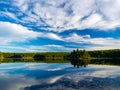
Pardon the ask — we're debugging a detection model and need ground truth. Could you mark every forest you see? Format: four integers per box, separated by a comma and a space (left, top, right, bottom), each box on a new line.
0, 49, 120, 63
88, 49, 120, 59
0, 52, 70, 63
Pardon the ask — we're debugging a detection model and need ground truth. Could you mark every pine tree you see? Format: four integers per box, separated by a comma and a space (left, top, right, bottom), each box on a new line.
70, 49, 91, 67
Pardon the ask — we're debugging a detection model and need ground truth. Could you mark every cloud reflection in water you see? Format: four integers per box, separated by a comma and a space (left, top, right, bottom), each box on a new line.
0, 63, 120, 90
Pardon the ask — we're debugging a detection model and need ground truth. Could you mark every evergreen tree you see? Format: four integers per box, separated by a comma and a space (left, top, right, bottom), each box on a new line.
70, 49, 91, 67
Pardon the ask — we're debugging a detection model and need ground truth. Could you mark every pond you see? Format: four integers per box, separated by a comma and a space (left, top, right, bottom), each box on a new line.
0, 61, 120, 90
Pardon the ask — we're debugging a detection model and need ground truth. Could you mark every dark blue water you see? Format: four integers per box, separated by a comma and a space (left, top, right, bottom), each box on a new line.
0, 63, 120, 90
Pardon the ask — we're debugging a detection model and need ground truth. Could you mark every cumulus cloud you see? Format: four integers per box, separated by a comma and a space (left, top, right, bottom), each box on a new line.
1, 0, 120, 51
0, 21, 119, 51
0, 22, 63, 44
1, 0, 119, 32
64, 33, 120, 50
43, 33, 62, 41
0, 22, 40, 43
64, 33, 120, 45
25, 32, 120, 51
0, 21, 64, 52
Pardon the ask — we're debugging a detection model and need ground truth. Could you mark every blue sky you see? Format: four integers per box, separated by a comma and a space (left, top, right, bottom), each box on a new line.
0, 0, 120, 52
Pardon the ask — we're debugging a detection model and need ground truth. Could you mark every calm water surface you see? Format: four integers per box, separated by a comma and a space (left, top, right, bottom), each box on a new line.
0, 63, 120, 90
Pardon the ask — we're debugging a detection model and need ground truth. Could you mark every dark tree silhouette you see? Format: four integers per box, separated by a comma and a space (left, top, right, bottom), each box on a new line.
70, 49, 91, 67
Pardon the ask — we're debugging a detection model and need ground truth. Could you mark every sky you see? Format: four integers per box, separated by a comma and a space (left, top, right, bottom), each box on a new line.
0, 0, 120, 52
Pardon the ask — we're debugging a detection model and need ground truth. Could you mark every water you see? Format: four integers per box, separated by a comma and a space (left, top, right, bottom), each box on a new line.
0, 62, 120, 90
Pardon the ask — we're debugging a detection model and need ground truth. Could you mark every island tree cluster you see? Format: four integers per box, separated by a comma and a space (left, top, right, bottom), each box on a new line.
70, 49, 91, 67
70, 49, 91, 60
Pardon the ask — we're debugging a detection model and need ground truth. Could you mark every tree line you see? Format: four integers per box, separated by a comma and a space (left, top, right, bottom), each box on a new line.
0, 49, 120, 63
0, 52, 70, 63
88, 49, 120, 59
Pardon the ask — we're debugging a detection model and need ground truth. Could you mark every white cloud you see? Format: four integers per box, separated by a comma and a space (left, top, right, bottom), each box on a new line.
0, 43, 76, 52
0, 45, 24, 52
85, 45, 120, 51
3, 0, 118, 32
0, 21, 66, 52
0, 11, 20, 21
43, 33, 62, 41
0, 21, 119, 51
26, 44, 73, 52
0, 44, 74, 52
63, 33, 120, 50
0, 22, 40, 43
0, 22, 63, 44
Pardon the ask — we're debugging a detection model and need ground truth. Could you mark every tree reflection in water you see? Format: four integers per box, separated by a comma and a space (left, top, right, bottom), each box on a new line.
70, 59, 91, 68
70, 59, 120, 68
0, 58, 120, 67
91, 59, 120, 66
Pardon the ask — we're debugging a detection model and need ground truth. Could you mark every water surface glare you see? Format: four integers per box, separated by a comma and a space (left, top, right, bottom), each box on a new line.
0, 63, 120, 90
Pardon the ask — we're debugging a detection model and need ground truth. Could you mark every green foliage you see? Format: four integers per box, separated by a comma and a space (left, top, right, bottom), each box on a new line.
1, 52, 70, 63
1, 49, 120, 64
70, 49, 91, 67
0, 52, 4, 63
88, 49, 120, 59
70, 49, 91, 59
33, 54, 45, 60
